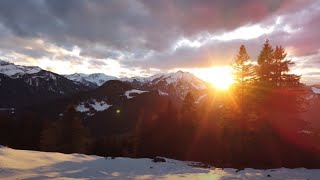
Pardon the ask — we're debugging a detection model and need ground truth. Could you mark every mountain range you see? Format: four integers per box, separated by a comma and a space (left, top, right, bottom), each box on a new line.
0, 60, 209, 109
1, 60, 319, 133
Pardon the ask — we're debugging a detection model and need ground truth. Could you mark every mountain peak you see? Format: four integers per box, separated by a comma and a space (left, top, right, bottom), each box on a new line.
155, 70, 206, 89
176, 70, 186, 74
64, 73, 117, 87
0, 59, 12, 66
0, 60, 42, 77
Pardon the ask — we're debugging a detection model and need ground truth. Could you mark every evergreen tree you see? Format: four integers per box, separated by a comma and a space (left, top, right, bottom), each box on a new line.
134, 100, 180, 158
40, 120, 58, 152
181, 92, 196, 114
273, 45, 300, 87
257, 40, 301, 88
232, 45, 256, 111
254, 40, 309, 166
59, 106, 88, 153
231, 45, 257, 165
39, 106, 88, 153
257, 40, 275, 87
180, 92, 197, 135
256, 40, 304, 119
150, 100, 179, 158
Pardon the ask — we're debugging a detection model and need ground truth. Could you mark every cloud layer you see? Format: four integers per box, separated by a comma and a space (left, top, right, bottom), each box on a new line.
0, 0, 318, 83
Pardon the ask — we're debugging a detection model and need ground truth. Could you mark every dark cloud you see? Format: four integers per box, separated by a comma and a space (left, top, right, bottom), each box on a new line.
0, 0, 306, 51
52, 54, 84, 66
140, 0, 286, 35
87, 59, 108, 68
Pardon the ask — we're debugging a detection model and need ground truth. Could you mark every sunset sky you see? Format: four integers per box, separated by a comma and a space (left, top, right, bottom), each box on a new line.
0, 0, 319, 84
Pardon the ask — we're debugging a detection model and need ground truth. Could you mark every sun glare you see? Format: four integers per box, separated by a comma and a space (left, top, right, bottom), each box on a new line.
192, 66, 234, 90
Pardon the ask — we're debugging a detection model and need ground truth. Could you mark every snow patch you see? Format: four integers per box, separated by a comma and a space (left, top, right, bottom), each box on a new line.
195, 94, 207, 104
125, 89, 148, 99
90, 100, 112, 111
75, 99, 112, 114
191, 82, 207, 90
158, 90, 169, 96
298, 130, 313, 135
306, 94, 315, 100
311, 87, 320, 94
75, 103, 90, 112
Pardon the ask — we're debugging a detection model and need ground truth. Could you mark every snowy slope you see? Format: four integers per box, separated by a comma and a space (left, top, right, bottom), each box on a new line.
0, 61, 90, 108
0, 147, 320, 180
65, 73, 117, 87
0, 60, 41, 78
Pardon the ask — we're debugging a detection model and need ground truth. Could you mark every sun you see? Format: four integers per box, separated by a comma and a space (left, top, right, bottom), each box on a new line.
192, 66, 234, 90
208, 67, 234, 90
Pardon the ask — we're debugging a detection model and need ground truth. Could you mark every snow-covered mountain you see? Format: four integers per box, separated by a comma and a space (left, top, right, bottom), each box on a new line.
0, 60, 90, 108
123, 71, 209, 103
1, 146, 319, 180
0, 60, 41, 78
0, 60, 210, 108
65, 73, 117, 88
123, 71, 207, 90
65, 71, 210, 105
148, 71, 207, 89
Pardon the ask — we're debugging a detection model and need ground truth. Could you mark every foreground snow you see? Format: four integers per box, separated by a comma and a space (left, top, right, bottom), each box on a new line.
0, 147, 319, 180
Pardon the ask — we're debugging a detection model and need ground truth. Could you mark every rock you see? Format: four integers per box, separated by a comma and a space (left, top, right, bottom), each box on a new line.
152, 157, 166, 163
